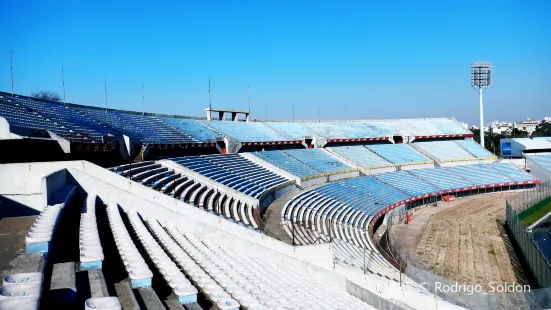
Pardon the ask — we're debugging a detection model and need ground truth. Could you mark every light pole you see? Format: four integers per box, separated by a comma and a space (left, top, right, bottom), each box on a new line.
471, 62, 492, 147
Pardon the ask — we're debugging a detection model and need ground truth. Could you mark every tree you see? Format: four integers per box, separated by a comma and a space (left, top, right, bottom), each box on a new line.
511, 128, 529, 138
531, 121, 551, 137
471, 129, 504, 154
31, 91, 61, 102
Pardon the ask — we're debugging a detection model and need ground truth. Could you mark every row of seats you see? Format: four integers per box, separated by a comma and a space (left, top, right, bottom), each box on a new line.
489, 163, 538, 182
284, 163, 534, 230
282, 163, 537, 280
170, 155, 289, 199
108, 160, 155, 174
252, 149, 353, 179
446, 164, 515, 185
0, 95, 91, 141
456, 139, 496, 159
1, 186, 79, 309
281, 187, 402, 280
408, 167, 471, 190
75, 107, 199, 144
112, 162, 261, 229
374, 171, 440, 196
26, 186, 77, 253
0, 91, 474, 144
106, 201, 153, 288
126, 212, 199, 304
327, 145, 392, 168
161, 224, 374, 309
414, 141, 475, 162
0, 272, 43, 309
11, 96, 118, 142
0, 92, 211, 144
282, 149, 351, 173
526, 153, 551, 171
161, 117, 222, 142
265, 119, 470, 140
79, 194, 104, 270
252, 151, 321, 178
366, 144, 432, 165
201, 120, 288, 142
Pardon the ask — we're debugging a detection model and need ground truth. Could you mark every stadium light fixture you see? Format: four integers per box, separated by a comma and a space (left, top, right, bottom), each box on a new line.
471, 62, 492, 147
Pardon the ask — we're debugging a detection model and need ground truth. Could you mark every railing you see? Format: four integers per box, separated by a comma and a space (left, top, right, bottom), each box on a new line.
385, 191, 551, 310
505, 180, 551, 288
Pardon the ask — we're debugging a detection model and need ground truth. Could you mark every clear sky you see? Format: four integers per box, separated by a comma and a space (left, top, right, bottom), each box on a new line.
2, 0, 550, 126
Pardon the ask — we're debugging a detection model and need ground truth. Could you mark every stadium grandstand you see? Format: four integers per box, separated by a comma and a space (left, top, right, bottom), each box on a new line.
1, 90, 548, 310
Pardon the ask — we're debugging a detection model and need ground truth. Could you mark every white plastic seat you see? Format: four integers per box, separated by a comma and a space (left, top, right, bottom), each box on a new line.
0, 284, 41, 299
0, 297, 39, 310
1, 273, 43, 286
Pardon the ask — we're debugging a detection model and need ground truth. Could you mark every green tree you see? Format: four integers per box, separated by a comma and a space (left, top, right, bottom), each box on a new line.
471, 129, 501, 154
531, 121, 551, 137
511, 128, 529, 138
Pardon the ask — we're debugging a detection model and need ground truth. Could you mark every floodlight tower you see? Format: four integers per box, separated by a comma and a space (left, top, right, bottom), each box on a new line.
471, 62, 492, 147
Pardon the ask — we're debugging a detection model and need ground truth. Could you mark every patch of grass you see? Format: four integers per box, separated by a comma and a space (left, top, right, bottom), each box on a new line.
518, 196, 551, 226
488, 249, 495, 255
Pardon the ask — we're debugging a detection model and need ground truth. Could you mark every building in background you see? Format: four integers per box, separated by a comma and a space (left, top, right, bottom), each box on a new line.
500, 137, 551, 158
513, 118, 540, 135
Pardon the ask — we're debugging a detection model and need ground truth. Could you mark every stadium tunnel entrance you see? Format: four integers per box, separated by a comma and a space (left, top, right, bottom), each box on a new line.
392, 136, 404, 144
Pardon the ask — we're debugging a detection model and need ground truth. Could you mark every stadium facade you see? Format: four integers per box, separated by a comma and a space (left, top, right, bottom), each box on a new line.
0, 91, 547, 310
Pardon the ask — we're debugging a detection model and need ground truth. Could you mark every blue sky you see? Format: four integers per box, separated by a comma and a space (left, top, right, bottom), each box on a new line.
1, 0, 550, 126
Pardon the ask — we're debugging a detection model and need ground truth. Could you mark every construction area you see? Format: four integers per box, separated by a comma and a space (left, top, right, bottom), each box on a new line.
390, 192, 529, 291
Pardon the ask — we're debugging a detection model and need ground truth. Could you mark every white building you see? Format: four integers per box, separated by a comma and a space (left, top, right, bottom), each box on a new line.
487, 120, 513, 134
544, 117, 551, 122
514, 118, 540, 135
500, 137, 551, 157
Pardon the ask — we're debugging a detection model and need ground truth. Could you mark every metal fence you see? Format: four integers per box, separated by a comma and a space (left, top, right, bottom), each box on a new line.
505, 180, 551, 288
386, 196, 551, 310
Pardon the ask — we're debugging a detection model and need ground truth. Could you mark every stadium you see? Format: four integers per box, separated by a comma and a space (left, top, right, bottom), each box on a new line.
2, 2, 551, 310
1, 88, 550, 310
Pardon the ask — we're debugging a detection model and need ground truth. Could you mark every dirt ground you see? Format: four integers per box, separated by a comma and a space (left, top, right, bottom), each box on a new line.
391, 192, 528, 288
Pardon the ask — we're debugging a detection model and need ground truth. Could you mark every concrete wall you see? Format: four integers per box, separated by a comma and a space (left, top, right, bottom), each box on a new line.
0, 161, 87, 211
399, 162, 434, 171
0, 117, 23, 139
301, 175, 330, 187
328, 170, 360, 181
346, 280, 409, 310
361, 166, 397, 175
258, 181, 297, 213
41, 169, 67, 207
